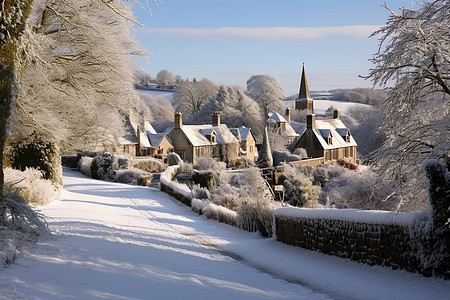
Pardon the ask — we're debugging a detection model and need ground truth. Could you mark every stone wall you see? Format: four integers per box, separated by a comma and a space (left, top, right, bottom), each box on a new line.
274, 213, 414, 270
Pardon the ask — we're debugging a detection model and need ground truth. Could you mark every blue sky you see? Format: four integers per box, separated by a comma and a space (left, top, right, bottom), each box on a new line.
132, 0, 415, 95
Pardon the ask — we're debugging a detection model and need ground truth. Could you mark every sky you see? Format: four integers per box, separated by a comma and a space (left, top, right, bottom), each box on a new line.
131, 0, 416, 96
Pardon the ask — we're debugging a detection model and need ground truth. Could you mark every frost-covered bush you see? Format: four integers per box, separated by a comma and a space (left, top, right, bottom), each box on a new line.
114, 169, 150, 184
196, 157, 230, 186
61, 154, 80, 168
237, 196, 279, 237
0, 185, 49, 235
90, 153, 114, 180
9, 134, 62, 186
133, 157, 166, 173
79, 156, 93, 177
272, 151, 303, 167
312, 164, 349, 188
167, 152, 182, 166
3, 168, 60, 206
280, 164, 320, 207
321, 167, 397, 210
210, 167, 279, 236
293, 148, 308, 158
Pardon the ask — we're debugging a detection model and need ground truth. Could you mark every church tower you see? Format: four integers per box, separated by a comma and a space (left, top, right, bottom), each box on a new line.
295, 64, 314, 114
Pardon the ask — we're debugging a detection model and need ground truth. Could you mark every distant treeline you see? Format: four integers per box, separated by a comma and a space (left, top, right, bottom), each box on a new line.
289, 88, 387, 106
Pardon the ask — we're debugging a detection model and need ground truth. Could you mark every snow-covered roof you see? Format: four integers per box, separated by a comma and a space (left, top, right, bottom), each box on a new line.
144, 121, 157, 134
199, 128, 216, 136
147, 132, 169, 147
290, 122, 306, 135
230, 126, 252, 142
267, 112, 287, 123
335, 127, 349, 137
311, 119, 357, 150
139, 132, 151, 148
179, 124, 239, 147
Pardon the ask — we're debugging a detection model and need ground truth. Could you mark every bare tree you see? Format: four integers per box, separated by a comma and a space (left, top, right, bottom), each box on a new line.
367, 0, 449, 211
174, 78, 218, 117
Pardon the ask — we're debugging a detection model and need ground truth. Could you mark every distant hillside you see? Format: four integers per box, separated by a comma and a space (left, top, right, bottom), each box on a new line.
288, 88, 387, 106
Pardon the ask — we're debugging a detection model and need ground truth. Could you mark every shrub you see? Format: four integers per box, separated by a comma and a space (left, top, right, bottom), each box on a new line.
9, 134, 62, 186
283, 176, 320, 208
192, 170, 216, 190
321, 167, 398, 210
79, 156, 93, 177
133, 157, 166, 173
272, 151, 303, 167
114, 169, 150, 184
61, 154, 80, 168
0, 185, 49, 235
3, 168, 60, 206
167, 152, 182, 166
90, 153, 114, 180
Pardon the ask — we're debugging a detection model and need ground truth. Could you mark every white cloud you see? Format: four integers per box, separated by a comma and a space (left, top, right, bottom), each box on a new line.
142, 25, 381, 40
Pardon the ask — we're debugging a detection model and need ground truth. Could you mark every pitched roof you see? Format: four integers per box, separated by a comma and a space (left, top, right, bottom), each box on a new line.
266, 112, 299, 138
147, 132, 169, 147
144, 121, 157, 134
230, 126, 252, 142
310, 119, 357, 150
267, 112, 287, 123
290, 121, 306, 135
178, 124, 239, 147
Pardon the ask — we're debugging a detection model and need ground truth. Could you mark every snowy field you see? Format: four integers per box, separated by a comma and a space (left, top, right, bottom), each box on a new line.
137, 89, 175, 102
1, 168, 448, 299
284, 99, 372, 116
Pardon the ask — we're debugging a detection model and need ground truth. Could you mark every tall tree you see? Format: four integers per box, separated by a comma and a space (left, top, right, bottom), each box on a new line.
256, 127, 273, 169
174, 78, 217, 117
156, 69, 175, 85
367, 0, 449, 211
0, 0, 34, 196
246, 74, 286, 115
15, 0, 148, 151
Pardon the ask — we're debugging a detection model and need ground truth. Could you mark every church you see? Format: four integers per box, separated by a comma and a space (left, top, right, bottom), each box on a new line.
293, 65, 358, 165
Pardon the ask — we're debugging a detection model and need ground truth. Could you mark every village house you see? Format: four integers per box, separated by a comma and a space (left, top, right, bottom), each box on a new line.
167, 112, 240, 166
230, 126, 258, 162
294, 110, 357, 164
265, 107, 301, 145
137, 122, 173, 157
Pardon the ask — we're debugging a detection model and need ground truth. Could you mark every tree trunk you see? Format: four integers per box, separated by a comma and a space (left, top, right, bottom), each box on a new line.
0, 0, 34, 197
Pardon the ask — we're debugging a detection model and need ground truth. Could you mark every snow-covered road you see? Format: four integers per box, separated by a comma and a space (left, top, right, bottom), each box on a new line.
0, 168, 448, 299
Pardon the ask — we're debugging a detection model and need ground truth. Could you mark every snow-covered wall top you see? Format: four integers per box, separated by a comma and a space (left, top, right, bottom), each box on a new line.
274, 207, 421, 227
160, 165, 192, 198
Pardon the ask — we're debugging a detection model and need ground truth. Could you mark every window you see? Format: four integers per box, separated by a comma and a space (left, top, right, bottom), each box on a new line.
176, 149, 185, 159
325, 151, 331, 161
333, 149, 338, 160
350, 147, 354, 157
250, 146, 253, 153
328, 136, 333, 145
344, 147, 349, 157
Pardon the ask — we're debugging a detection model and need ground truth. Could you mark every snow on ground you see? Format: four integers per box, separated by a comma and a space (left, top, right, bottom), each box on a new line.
284, 99, 372, 116
1, 168, 449, 300
137, 89, 175, 103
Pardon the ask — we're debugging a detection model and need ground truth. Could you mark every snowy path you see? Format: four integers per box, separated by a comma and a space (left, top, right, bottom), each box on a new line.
1, 169, 449, 299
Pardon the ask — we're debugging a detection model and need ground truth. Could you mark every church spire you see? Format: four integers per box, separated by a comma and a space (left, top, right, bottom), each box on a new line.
298, 63, 310, 100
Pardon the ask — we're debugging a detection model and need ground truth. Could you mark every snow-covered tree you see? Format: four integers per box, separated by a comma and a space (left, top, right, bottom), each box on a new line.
174, 78, 218, 116
256, 127, 273, 169
246, 74, 286, 114
367, 0, 449, 211
14, 0, 147, 152
138, 92, 173, 132
1, 0, 34, 196
156, 69, 175, 85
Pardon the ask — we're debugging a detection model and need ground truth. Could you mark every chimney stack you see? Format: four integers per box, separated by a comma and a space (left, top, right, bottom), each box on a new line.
307, 114, 316, 130
175, 111, 182, 129
212, 112, 220, 126
285, 108, 291, 123
333, 109, 340, 119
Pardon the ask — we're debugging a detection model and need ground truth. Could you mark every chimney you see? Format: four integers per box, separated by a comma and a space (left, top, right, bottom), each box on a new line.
307, 114, 316, 130
175, 111, 182, 129
285, 108, 291, 123
264, 105, 269, 121
333, 109, 340, 119
212, 112, 220, 126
